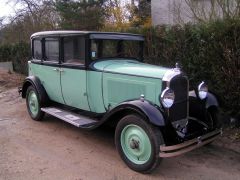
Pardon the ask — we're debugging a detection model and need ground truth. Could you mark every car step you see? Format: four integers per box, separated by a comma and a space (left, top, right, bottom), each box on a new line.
41, 107, 97, 128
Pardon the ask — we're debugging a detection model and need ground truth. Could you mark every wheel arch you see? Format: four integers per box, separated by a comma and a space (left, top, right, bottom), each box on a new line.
102, 100, 166, 128
22, 76, 49, 105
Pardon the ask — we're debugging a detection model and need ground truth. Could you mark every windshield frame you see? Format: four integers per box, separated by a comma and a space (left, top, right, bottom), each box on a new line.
87, 33, 144, 63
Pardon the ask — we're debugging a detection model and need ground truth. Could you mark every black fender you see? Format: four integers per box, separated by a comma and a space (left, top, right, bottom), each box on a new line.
206, 92, 219, 109
21, 76, 49, 105
102, 99, 166, 127
189, 91, 219, 109
189, 91, 219, 120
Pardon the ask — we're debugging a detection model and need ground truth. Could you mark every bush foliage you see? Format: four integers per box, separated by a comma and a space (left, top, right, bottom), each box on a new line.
0, 19, 239, 117
0, 42, 30, 75
135, 19, 239, 117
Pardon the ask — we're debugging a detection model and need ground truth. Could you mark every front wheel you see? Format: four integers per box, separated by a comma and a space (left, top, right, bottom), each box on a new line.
26, 86, 44, 121
115, 114, 164, 173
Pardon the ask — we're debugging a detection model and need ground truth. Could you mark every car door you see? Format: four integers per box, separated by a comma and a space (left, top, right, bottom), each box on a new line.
60, 36, 90, 111
31, 37, 64, 104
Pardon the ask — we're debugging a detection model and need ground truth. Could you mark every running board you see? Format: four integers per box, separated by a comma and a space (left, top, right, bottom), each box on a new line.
41, 107, 97, 128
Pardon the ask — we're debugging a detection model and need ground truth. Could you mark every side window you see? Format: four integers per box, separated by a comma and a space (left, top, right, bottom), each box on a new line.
45, 38, 59, 61
63, 36, 85, 65
33, 39, 42, 60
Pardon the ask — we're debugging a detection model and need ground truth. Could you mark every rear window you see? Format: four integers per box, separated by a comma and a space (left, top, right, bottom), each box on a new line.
33, 39, 42, 60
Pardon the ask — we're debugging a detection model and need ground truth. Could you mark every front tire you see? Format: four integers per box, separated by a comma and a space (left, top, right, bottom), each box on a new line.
26, 86, 44, 121
115, 114, 164, 173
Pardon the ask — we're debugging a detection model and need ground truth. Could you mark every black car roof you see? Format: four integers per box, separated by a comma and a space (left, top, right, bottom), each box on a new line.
31, 31, 144, 41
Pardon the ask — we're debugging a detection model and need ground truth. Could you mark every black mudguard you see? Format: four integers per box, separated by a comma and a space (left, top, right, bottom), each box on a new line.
102, 99, 166, 127
21, 76, 49, 105
189, 91, 219, 120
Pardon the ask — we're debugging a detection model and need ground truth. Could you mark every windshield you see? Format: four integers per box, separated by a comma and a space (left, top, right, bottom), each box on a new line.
90, 39, 143, 61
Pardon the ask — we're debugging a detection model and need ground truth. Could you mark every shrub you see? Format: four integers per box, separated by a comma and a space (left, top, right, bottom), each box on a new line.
0, 42, 30, 75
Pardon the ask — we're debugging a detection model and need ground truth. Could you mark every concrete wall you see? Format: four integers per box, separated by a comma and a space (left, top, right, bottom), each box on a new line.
152, 0, 191, 25
151, 0, 225, 25
0, 62, 13, 72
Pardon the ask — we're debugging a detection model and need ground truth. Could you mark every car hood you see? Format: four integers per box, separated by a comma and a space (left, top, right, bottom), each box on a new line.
92, 59, 170, 79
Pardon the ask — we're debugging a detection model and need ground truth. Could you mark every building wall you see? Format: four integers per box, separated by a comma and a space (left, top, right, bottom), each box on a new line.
151, 0, 226, 25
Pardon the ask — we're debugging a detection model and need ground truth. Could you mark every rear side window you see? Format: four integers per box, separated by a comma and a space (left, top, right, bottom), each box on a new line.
45, 38, 59, 61
33, 39, 42, 60
63, 36, 85, 65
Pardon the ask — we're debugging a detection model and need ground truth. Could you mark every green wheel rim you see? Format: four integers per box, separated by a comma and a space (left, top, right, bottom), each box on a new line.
120, 124, 152, 165
28, 90, 39, 117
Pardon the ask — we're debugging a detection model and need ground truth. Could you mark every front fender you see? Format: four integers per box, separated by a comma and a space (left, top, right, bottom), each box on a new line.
189, 91, 219, 109
189, 91, 219, 120
103, 99, 166, 126
206, 92, 219, 109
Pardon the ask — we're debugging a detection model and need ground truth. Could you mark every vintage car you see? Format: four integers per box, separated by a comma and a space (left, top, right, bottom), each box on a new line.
19, 31, 221, 173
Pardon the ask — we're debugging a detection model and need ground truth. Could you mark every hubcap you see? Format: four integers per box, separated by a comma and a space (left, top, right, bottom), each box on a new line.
120, 124, 152, 165
28, 90, 39, 117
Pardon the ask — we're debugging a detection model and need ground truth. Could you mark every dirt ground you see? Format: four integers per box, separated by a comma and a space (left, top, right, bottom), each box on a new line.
0, 70, 240, 180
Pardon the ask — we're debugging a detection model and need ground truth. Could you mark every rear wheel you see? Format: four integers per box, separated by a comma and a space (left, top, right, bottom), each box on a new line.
115, 114, 164, 173
26, 86, 44, 121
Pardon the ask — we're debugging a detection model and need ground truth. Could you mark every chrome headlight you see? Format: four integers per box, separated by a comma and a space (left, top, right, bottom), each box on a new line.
198, 81, 208, 99
160, 88, 175, 108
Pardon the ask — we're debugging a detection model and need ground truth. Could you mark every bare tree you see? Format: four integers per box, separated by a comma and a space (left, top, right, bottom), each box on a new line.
1, 0, 59, 43
185, 0, 240, 23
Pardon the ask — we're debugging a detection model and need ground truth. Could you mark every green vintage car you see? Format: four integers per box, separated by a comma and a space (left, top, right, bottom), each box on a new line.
20, 31, 221, 173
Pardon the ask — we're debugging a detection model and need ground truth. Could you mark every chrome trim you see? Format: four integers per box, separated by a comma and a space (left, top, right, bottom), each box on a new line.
159, 129, 221, 158
162, 69, 181, 82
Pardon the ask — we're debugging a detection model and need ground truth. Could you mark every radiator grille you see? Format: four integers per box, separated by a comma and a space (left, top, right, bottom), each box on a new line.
168, 75, 188, 121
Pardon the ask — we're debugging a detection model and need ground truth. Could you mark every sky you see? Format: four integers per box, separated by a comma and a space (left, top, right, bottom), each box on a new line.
0, 0, 16, 17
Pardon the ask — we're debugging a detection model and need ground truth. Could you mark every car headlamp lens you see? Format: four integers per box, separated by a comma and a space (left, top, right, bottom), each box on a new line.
198, 81, 208, 99
161, 88, 175, 108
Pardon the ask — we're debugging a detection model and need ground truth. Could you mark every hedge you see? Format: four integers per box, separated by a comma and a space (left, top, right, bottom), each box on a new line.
0, 42, 30, 75
0, 19, 239, 117
131, 20, 240, 118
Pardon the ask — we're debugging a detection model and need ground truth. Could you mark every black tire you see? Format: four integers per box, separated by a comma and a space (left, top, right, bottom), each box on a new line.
26, 85, 44, 121
115, 114, 164, 173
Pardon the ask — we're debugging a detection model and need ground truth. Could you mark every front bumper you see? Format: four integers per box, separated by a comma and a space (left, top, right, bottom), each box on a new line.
159, 129, 222, 158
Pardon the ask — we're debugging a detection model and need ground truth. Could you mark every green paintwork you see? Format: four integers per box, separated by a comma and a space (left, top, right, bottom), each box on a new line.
28, 90, 39, 117
93, 59, 169, 79
61, 67, 90, 111
29, 62, 65, 104
87, 71, 106, 113
93, 60, 168, 111
29, 59, 170, 114
120, 124, 152, 164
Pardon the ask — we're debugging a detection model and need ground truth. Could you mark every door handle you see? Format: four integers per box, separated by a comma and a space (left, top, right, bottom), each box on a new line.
53, 68, 59, 71
59, 69, 64, 72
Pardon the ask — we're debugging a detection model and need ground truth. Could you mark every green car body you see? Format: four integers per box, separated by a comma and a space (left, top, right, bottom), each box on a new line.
29, 59, 167, 113
20, 31, 222, 173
